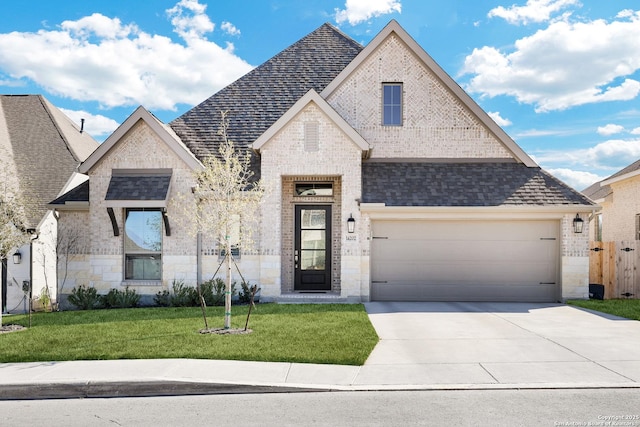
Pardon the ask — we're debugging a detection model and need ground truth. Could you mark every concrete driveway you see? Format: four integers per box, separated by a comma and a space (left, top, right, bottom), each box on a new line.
361, 301, 640, 387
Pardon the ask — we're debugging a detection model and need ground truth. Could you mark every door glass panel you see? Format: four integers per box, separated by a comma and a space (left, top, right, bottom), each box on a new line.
301, 251, 325, 270
301, 230, 325, 250
301, 209, 326, 229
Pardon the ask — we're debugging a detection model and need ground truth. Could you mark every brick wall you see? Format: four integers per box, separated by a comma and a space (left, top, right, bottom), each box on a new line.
326, 34, 513, 160
259, 101, 363, 297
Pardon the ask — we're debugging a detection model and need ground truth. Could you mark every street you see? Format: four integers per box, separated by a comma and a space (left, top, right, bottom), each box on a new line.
2, 388, 639, 426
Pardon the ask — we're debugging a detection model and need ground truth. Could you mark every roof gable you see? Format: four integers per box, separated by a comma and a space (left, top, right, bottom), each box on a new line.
583, 158, 640, 201
0, 95, 99, 227
321, 20, 536, 166
169, 23, 363, 162
79, 106, 202, 174
253, 89, 371, 156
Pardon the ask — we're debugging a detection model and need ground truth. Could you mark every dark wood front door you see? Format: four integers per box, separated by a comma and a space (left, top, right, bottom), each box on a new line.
294, 205, 331, 291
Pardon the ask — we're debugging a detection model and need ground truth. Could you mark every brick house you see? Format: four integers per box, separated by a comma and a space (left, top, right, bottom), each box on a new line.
51, 21, 595, 304
1, 95, 98, 313
583, 159, 640, 242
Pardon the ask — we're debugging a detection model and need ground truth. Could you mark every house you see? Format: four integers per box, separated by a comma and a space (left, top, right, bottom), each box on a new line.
1, 94, 98, 313
51, 20, 596, 305
583, 159, 640, 242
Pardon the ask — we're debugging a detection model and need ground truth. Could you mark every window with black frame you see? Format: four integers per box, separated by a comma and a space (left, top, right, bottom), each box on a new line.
124, 208, 162, 280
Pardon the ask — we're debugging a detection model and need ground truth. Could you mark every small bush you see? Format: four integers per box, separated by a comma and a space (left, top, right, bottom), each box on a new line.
238, 281, 260, 305
170, 280, 198, 307
68, 285, 101, 310
201, 277, 236, 306
154, 290, 171, 307
102, 287, 140, 309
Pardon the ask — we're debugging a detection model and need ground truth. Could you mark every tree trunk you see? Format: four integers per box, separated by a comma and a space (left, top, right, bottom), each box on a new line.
224, 237, 232, 329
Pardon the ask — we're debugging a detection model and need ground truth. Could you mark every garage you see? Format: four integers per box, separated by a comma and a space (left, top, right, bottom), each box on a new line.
371, 219, 560, 302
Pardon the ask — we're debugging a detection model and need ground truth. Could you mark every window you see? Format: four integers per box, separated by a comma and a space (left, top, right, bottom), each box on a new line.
636, 214, 640, 241
295, 183, 333, 196
595, 213, 602, 242
124, 209, 162, 280
382, 83, 403, 126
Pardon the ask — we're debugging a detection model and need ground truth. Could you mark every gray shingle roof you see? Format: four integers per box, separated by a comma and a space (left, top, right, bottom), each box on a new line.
169, 23, 363, 176
49, 180, 89, 205
362, 162, 595, 206
105, 175, 171, 201
0, 95, 98, 227
582, 158, 640, 201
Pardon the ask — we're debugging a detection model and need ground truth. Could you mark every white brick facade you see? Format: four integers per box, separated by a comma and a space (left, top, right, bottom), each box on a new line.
601, 177, 640, 241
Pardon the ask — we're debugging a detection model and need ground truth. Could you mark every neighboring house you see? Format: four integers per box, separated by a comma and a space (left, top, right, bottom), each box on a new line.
583, 159, 640, 242
51, 21, 595, 304
1, 94, 98, 313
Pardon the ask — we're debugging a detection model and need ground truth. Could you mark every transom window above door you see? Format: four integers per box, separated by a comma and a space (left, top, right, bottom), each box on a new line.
295, 183, 333, 197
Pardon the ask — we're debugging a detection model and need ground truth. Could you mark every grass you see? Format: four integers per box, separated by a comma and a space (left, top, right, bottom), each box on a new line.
0, 304, 379, 365
567, 299, 640, 321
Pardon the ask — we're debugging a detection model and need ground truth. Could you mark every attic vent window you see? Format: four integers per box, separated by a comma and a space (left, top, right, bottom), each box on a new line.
382, 83, 403, 126
304, 121, 319, 152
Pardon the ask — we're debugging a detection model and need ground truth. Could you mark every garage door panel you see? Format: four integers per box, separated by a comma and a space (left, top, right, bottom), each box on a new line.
371, 220, 559, 302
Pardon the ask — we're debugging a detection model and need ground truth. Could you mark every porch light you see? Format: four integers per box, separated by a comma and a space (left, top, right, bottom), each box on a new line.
572, 214, 584, 234
13, 250, 22, 264
347, 214, 356, 233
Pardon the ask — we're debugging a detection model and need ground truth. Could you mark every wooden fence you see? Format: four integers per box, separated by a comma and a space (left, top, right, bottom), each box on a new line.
589, 241, 640, 299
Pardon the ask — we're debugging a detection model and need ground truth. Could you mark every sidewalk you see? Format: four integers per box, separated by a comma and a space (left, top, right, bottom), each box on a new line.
2, 302, 640, 399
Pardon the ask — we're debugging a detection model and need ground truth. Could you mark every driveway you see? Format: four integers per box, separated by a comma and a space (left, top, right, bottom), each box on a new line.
360, 301, 640, 387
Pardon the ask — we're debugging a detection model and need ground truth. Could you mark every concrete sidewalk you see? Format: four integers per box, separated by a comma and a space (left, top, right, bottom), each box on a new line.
1, 302, 640, 399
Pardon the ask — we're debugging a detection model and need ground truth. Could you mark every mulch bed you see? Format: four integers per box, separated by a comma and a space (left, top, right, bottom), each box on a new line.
199, 328, 253, 335
0, 324, 26, 334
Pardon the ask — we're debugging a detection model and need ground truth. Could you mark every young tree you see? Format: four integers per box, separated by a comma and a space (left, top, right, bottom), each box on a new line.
0, 191, 30, 326
187, 111, 266, 330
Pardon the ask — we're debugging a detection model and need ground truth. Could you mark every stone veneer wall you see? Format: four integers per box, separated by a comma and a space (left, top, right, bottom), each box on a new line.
326, 34, 513, 160
258, 102, 363, 299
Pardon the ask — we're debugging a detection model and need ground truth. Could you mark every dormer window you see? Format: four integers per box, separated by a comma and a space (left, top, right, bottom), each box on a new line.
382, 83, 403, 126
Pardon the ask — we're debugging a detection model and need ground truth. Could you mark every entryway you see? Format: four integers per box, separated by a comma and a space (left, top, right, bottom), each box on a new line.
294, 205, 331, 291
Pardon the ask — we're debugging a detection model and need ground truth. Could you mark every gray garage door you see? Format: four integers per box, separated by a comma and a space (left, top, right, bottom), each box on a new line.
371, 220, 560, 302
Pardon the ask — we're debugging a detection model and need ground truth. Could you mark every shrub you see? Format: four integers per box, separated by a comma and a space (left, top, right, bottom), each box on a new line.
154, 289, 171, 307
201, 277, 236, 306
169, 280, 198, 307
238, 281, 260, 305
68, 285, 101, 310
102, 287, 140, 309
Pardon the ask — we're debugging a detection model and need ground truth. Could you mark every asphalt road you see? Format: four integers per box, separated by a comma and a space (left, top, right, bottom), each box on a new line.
2, 388, 639, 426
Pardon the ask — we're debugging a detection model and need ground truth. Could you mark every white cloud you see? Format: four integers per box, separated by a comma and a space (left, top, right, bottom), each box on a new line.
534, 138, 640, 171
488, 0, 580, 25
545, 168, 604, 190
221, 21, 240, 36
462, 10, 640, 112
0, 0, 253, 111
487, 111, 512, 126
631, 127, 640, 135
335, 0, 401, 26
596, 124, 625, 136
59, 108, 120, 140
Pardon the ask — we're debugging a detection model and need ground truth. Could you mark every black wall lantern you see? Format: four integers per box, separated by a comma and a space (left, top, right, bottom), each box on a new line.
572, 214, 584, 234
347, 214, 355, 233
13, 250, 22, 264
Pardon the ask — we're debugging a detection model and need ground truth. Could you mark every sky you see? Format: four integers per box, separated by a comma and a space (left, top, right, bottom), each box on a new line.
1, 0, 639, 191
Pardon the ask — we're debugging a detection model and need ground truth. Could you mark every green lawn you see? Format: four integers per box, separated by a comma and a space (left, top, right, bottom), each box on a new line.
0, 304, 379, 365
567, 299, 640, 321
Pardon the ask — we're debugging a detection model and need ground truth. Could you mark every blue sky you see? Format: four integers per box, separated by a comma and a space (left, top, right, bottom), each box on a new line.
1, 0, 639, 190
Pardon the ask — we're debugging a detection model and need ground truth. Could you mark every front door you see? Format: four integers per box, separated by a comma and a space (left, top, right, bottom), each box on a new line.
2, 258, 7, 312
294, 205, 331, 291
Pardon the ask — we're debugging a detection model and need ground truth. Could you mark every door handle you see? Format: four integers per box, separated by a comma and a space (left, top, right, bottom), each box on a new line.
294, 250, 298, 268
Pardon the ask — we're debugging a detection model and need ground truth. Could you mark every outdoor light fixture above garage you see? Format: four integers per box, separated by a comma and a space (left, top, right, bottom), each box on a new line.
13, 250, 21, 264
573, 214, 584, 234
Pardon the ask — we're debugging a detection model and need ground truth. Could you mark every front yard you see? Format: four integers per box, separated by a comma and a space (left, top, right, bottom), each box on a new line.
567, 299, 640, 321
0, 304, 379, 365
